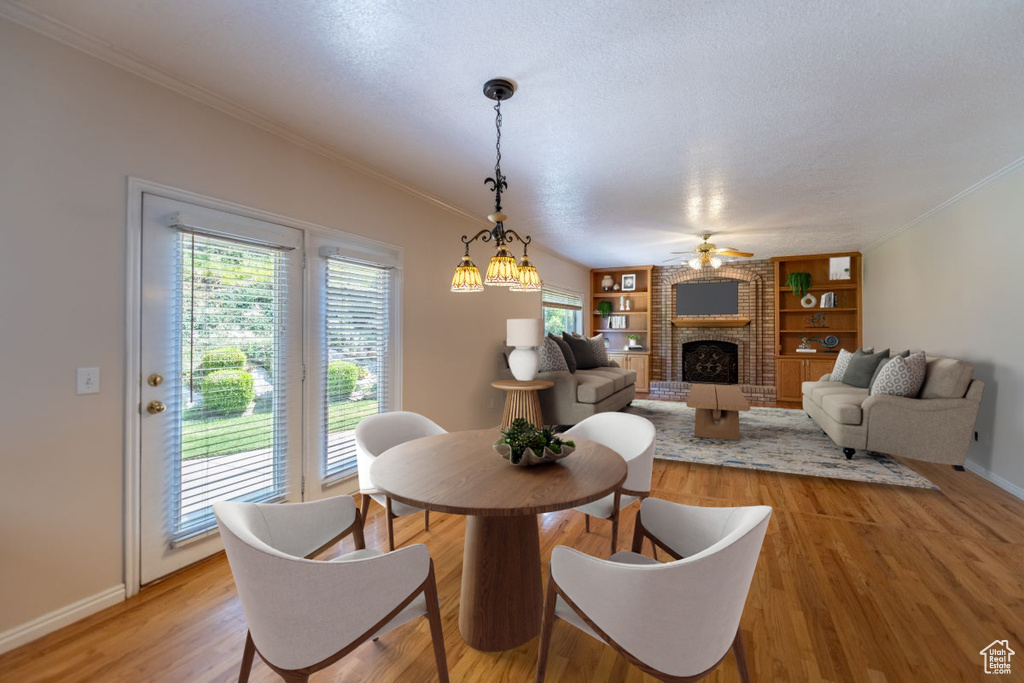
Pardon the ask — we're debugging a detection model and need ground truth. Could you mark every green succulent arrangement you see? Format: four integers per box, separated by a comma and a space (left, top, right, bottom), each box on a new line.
597, 300, 614, 318
497, 418, 575, 465
786, 272, 813, 298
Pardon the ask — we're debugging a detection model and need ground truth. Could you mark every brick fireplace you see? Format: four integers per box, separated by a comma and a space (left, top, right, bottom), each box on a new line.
648, 261, 777, 405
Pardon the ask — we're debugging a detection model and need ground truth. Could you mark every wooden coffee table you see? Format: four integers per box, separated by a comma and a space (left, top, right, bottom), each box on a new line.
371, 429, 626, 652
687, 383, 750, 440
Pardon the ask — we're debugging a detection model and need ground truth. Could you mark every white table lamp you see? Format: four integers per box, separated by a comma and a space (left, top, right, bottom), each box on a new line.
507, 318, 544, 381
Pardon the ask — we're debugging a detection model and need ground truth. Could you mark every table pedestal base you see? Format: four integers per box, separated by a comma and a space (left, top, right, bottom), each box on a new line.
459, 515, 542, 651
501, 390, 544, 430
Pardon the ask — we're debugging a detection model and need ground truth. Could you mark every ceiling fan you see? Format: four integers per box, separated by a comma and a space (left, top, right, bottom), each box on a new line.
665, 233, 754, 269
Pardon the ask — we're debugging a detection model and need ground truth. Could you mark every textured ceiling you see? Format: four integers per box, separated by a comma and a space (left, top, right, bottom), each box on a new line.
11, 0, 1024, 266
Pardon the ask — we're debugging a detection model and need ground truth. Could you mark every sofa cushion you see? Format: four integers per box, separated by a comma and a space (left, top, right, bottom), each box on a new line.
807, 383, 865, 406
563, 333, 600, 370
869, 350, 910, 390
538, 336, 569, 372
821, 388, 869, 425
919, 357, 974, 399
548, 333, 576, 373
802, 380, 833, 399
841, 348, 890, 388
588, 334, 611, 367
871, 351, 926, 397
830, 347, 873, 382
575, 371, 617, 404
584, 367, 635, 392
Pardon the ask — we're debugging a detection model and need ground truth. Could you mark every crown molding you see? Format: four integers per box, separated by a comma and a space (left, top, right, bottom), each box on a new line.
864, 154, 1024, 253
0, 0, 489, 229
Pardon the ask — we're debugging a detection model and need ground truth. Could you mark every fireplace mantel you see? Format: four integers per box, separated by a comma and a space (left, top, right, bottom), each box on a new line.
671, 317, 750, 328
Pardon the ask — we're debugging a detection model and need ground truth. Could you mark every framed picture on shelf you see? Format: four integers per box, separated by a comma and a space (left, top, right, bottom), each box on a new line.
620, 274, 636, 291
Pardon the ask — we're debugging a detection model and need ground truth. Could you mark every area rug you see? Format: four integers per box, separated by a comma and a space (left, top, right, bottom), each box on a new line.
625, 399, 938, 489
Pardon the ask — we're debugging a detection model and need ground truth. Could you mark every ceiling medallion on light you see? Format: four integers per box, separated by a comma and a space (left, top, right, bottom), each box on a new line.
451, 78, 541, 293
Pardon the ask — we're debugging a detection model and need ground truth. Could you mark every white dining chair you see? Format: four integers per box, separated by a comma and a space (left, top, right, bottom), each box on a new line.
536, 498, 772, 683
214, 496, 448, 682
566, 412, 656, 554
355, 411, 447, 550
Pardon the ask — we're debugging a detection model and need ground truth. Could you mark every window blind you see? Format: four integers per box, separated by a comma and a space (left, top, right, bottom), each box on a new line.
173, 232, 290, 541
323, 256, 392, 480
542, 286, 583, 311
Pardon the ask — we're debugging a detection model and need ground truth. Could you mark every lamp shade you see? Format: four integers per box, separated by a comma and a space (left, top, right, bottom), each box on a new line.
510, 254, 542, 292
485, 247, 520, 286
507, 318, 544, 347
451, 255, 484, 292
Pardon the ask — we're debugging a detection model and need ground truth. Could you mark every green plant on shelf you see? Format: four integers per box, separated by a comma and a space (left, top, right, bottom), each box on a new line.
786, 272, 812, 298
597, 300, 613, 319
627, 334, 641, 342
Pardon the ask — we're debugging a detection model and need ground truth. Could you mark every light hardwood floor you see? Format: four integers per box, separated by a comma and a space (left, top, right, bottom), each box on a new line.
2, 456, 1022, 682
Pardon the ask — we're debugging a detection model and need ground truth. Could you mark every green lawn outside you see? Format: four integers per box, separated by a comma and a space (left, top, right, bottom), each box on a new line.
182, 399, 377, 460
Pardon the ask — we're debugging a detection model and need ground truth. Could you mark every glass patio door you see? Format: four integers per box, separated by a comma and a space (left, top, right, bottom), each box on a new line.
138, 193, 303, 583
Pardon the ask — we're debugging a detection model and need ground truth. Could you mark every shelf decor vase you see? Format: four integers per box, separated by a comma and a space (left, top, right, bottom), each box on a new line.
493, 441, 574, 467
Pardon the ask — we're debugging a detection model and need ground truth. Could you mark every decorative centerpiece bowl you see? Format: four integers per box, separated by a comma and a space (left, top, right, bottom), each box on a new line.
494, 418, 575, 467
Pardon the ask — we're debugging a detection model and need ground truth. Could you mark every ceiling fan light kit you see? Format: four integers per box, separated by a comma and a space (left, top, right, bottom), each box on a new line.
451, 78, 542, 293
677, 233, 754, 269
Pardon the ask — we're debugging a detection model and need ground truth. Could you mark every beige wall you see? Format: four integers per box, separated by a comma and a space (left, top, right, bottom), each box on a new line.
0, 19, 588, 635
864, 163, 1024, 495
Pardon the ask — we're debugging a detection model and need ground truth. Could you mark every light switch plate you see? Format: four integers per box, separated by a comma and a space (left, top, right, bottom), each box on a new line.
77, 367, 100, 395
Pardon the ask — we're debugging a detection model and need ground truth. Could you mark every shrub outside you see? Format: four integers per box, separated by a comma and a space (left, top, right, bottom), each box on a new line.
199, 347, 247, 377
202, 369, 255, 416
328, 361, 360, 402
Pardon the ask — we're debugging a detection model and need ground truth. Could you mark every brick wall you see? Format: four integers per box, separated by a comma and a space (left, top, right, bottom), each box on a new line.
648, 260, 777, 403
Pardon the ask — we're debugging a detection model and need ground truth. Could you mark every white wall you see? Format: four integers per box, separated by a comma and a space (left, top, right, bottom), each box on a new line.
864, 162, 1024, 496
0, 19, 588, 638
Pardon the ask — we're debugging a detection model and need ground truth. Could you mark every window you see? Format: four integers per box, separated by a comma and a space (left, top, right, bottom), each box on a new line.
542, 286, 584, 336
321, 254, 395, 481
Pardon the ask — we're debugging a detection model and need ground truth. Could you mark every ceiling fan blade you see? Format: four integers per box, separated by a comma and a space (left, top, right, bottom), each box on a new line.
717, 249, 754, 257
661, 256, 685, 263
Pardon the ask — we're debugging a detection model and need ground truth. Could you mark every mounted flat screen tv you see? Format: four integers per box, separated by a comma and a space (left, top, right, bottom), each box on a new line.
675, 282, 739, 316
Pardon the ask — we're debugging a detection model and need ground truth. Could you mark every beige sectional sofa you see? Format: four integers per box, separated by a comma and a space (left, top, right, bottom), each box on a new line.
802, 354, 984, 466
499, 362, 636, 427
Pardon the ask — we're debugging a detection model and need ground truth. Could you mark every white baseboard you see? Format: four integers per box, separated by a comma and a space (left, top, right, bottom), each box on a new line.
964, 460, 1024, 501
0, 584, 125, 655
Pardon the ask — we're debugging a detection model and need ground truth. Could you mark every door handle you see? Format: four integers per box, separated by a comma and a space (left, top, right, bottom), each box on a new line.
147, 373, 164, 387
146, 400, 166, 414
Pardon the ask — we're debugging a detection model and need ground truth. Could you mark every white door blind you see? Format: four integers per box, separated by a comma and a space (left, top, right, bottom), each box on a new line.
323, 256, 392, 480
542, 286, 583, 310
173, 232, 290, 540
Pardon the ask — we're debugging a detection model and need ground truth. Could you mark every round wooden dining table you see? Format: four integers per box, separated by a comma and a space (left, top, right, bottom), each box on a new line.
371, 428, 627, 652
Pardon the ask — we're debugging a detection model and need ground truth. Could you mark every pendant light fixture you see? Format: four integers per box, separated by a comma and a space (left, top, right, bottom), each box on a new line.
451, 78, 541, 293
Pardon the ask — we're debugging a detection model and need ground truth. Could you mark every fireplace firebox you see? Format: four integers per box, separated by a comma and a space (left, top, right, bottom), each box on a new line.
682, 341, 738, 384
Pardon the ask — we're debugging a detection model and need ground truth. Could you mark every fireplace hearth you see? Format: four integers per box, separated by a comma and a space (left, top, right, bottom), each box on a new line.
682, 340, 738, 384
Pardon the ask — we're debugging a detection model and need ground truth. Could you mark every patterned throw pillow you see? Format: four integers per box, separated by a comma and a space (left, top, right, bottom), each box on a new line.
548, 333, 576, 373
587, 334, 611, 367
830, 347, 873, 382
870, 351, 927, 397
538, 336, 569, 372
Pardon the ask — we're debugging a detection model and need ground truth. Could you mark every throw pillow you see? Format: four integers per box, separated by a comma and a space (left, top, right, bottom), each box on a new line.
869, 350, 910, 392
830, 347, 873, 382
548, 333, 576, 373
538, 336, 569, 373
587, 334, 611, 367
870, 351, 927, 397
841, 348, 890, 388
563, 332, 600, 370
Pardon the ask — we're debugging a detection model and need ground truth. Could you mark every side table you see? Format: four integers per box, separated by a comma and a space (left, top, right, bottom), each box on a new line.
491, 379, 555, 429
